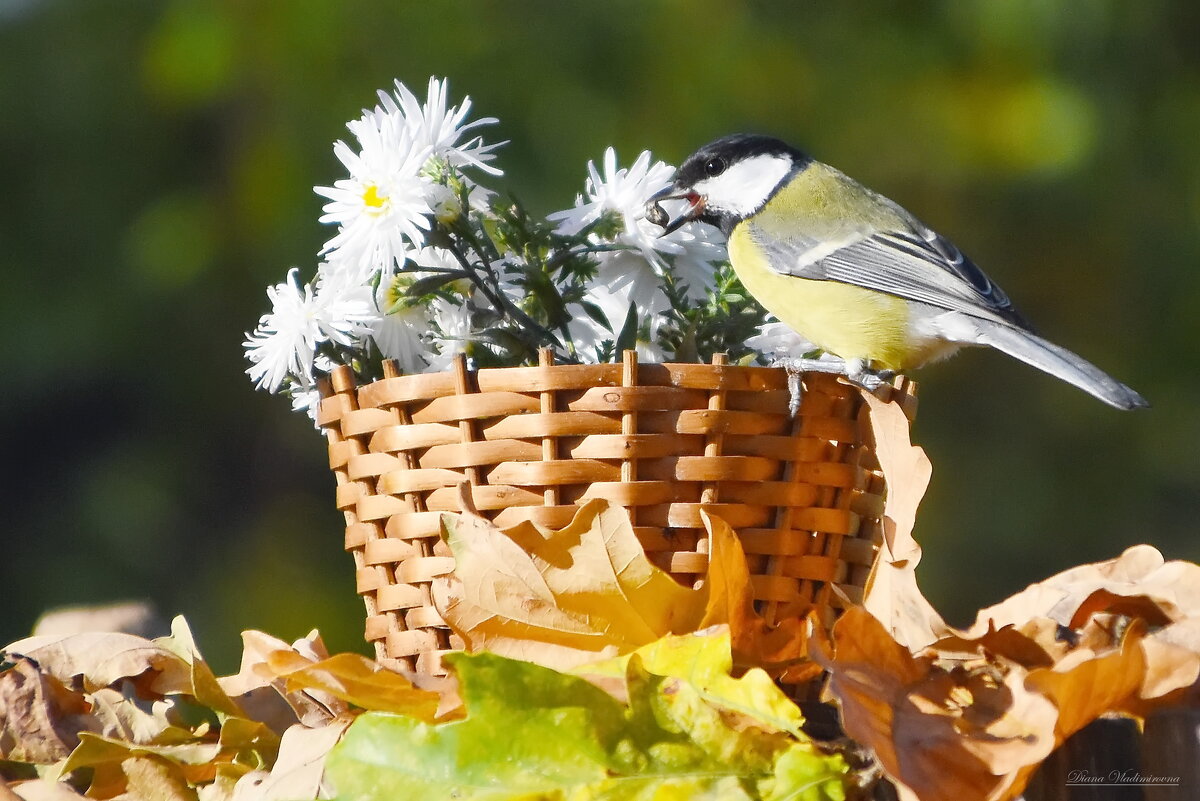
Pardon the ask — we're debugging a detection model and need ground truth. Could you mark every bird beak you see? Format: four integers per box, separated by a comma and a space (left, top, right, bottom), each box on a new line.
645, 184, 706, 236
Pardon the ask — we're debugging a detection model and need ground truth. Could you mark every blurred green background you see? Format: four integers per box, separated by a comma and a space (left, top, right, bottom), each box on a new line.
3, 0, 1197, 671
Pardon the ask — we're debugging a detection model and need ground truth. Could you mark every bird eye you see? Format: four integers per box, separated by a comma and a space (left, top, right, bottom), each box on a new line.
704, 157, 726, 177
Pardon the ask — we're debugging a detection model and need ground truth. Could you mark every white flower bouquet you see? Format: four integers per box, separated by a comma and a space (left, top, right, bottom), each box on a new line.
244, 77, 813, 420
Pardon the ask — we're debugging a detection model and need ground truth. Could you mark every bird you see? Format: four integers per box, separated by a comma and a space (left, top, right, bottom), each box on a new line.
646, 133, 1148, 411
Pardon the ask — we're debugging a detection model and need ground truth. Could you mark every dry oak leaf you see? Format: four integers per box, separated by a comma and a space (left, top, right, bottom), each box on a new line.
947, 546, 1200, 712
1135, 616, 1200, 705
818, 610, 1156, 801
0, 658, 93, 764
110, 755, 195, 801
432, 498, 710, 670
228, 718, 353, 801
814, 607, 1058, 801
2, 633, 191, 699
961, 544, 1200, 638
859, 392, 947, 653
218, 630, 345, 731
258, 651, 442, 723
2, 778, 87, 800
4, 617, 244, 721
698, 510, 814, 680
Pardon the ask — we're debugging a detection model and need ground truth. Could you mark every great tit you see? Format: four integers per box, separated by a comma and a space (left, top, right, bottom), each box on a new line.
647, 133, 1147, 410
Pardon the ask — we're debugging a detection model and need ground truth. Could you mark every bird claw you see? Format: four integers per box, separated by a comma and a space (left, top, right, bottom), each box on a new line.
775, 356, 842, 417
774, 356, 894, 415
786, 367, 804, 417
845, 361, 895, 393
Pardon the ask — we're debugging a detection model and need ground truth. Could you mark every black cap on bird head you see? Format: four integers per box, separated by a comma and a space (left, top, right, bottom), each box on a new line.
646, 134, 809, 236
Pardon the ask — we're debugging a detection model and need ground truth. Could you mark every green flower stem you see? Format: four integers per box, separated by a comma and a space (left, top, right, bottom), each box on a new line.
442, 234, 563, 353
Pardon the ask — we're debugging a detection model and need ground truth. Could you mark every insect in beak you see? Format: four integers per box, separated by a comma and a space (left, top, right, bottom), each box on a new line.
645, 185, 706, 235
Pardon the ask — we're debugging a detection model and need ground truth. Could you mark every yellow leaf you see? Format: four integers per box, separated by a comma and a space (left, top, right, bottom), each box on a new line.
262, 652, 442, 723
433, 499, 709, 669
574, 628, 807, 738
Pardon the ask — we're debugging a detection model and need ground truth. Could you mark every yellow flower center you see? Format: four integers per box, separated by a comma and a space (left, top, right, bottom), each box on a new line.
362, 184, 388, 214
384, 278, 405, 310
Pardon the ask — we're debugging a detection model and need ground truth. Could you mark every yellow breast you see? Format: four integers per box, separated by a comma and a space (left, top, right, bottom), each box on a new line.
727, 223, 915, 371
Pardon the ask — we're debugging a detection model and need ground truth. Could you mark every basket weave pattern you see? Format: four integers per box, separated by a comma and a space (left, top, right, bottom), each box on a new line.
317, 352, 916, 676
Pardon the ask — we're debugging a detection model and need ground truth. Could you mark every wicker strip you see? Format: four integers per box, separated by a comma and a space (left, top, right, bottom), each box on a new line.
318, 351, 917, 678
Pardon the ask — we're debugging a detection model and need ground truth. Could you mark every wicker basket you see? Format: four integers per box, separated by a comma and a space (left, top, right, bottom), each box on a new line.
316, 351, 916, 678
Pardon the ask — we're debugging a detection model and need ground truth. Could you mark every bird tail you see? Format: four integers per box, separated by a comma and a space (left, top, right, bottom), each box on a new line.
973, 320, 1149, 410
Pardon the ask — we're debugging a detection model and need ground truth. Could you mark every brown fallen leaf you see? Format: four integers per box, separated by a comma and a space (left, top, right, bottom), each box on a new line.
1135, 617, 1200, 704
0, 659, 93, 764
814, 607, 1057, 801
819, 536, 1200, 801
859, 392, 947, 652
2, 633, 191, 698
1025, 620, 1147, 740
943, 547, 1200, 716
259, 652, 442, 723
699, 510, 813, 678
961, 545, 1198, 638
228, 719, 352, 801
218, 630, 344, 731
85, 686, 197, 748
433, 499, 710, 669
31, 603, 166, 641
111, 756, 196, 801
61, 732, 223, 799
2, 778, 86, 800
154, 618, 244, 719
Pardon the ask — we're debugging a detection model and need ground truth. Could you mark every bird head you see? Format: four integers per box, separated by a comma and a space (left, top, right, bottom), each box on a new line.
646, 134, 808, 236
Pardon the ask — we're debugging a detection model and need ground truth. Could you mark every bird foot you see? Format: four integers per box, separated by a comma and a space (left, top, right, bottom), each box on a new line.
844, 359, 895, 393
774, 356, 894, 416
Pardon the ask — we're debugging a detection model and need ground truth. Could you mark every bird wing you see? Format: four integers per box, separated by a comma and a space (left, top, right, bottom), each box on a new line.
750, 220, 1034, 330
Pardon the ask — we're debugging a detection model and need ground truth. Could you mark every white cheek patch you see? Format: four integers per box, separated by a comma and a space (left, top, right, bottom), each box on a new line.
693, 154, 793, 217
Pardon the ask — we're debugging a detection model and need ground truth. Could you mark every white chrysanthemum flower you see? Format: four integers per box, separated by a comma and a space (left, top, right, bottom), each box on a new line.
287, 354, 339, 426
244, 268, 377, 394
244, 268, 327, 393
289, 387, 323, 423
367, 275, 436, 374
746, 319, 819, 362
315, 109, 434, 281
549, 148, 673, 262
563, 308, 611, 362
587, 249, 669, 333
549, 148, 719, 271
312, 265, 376, 347
670, 241, 725, 304
549, 148, 725, 324
408, 245, 461, 274
375, 77, 504, 176
426, 297, 474, 372
635, 329, 668, 363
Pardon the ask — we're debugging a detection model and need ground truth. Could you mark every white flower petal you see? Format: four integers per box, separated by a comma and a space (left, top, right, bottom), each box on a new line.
382, 77, 505, 176
243, 268, 324, 393
548, 148, 725, 285
746, 319, 818, 361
